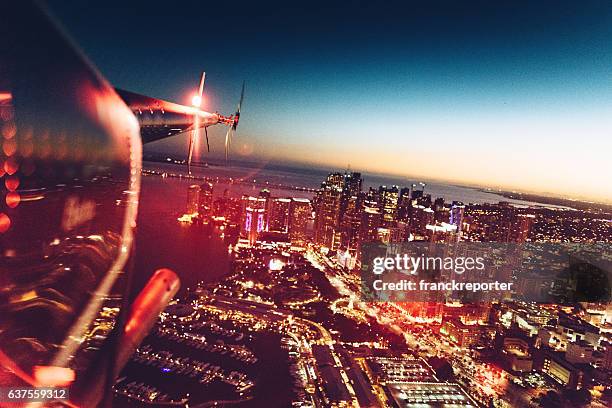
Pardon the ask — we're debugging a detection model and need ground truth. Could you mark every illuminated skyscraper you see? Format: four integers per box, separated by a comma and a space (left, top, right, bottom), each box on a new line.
411, 205, 434, 238
259, 189, 271, 230
433, 197, 444, 210
397, 187, 412, 222
360, 201, 382, 243
325, 172, 345, 190
268, 198, 291, 233
366, 186, 381, 204
289, 198, 311, 245
378, 185, 399, 226
449, 201, 465, 233
259, 189, 271, 200
187, 184, 201, 214
314, 174, 343, 249
198, 182, 214, 217
416, 193, 432, 208
314, 171, 364, 249
241, 196, 267, 245
341, 171, 362, 212
411, 185, 423, 200
339, 194, 363, 249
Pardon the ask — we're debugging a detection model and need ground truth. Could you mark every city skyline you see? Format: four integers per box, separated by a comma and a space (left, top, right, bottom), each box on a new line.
153, 164, 610, 406
47, 0, 612, 204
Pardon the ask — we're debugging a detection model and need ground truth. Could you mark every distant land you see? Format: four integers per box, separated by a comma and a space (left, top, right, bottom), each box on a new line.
479, 189, 612, 214
142, 153, 611, 214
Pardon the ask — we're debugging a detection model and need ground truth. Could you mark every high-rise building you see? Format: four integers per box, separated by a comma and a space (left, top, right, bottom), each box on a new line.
187, 184, 200, 214
314, 189, 340, 248
259, 189, 271, 230
341, 171, 362, 212
213, 189, 242, 224
411, 184, 423, 200
434, 206, 450, 224
360, 201, 382, 243
394, 220, 411, 242
433, 197, 446, 223
198, 182, 214, 217
397, 187, 412, 222
241, 196, 267, 245
289, 198, 311, 245
366, 186, 380, 204
314, 174, 343, 248
450, 201, 465, 233
378, 185, 399, 226
268, 198, 291, 233
338, 193, 363, 249
411, 205, 434, 238
433, 197, 445, 212
314, 171, 364, 249
416, 193, 432, 208
324, 172, 345, 190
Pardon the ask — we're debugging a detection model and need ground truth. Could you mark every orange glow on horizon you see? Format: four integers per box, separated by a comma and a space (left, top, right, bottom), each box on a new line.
251, 139, 612, 205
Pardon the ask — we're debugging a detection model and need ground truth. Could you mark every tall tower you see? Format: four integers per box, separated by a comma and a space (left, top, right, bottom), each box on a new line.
314, 171, 364, 250
341, 171, 362, 212
289, 198, 311, 245
339, 193, 363, 250
198, 182, 214, 217
449, 201, 465, 233
397, 187, 412, 222
187, 184, 200, 214
378, 185, 399, 226
360, 201, 382, 243
241, 196, 267, 245
411, 205, 434, 238
314, 173, 343, 249
268, 198, 291, 233
259, 189, 271, 230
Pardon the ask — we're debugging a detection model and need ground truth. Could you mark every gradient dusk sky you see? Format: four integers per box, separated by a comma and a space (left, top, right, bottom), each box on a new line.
48, 0, 612, 203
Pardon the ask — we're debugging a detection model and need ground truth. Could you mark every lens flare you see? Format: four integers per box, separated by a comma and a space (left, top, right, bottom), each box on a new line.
6, 191, 20, 208
0, 213, 10, 233
191, 95, 202, 107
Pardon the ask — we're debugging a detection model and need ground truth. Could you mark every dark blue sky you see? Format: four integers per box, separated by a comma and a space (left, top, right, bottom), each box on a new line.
47, 0, 612, 201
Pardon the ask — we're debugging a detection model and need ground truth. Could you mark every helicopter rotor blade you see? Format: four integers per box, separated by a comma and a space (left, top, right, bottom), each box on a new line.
198, 72, 206, 99
186, 72, 206, 173
232, 81, 245, 130
238, 81, 245, 113
224, 126, 232, 162
187, 129, 196, 174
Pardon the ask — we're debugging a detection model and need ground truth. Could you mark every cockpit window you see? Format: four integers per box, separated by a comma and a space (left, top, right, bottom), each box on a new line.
0, 2, 141, 386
